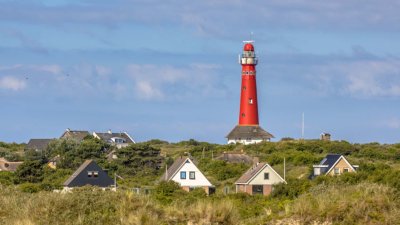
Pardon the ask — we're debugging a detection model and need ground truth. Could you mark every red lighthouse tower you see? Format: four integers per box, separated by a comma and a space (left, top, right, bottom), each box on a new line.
226, 41, 274, 144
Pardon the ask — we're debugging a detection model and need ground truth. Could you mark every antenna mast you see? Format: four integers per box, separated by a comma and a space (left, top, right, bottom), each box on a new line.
301, 112, 305, 140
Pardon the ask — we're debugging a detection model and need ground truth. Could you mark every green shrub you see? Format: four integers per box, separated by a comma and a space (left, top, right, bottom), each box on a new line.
19, 183, 41, 193
153, 181, 185, 204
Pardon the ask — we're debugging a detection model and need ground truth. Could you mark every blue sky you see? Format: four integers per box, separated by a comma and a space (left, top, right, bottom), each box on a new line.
0, 0, 399, 144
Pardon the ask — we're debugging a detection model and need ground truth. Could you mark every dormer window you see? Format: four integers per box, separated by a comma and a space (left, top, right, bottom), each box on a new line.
88, 171, 99, 178
111, 137, 126, 143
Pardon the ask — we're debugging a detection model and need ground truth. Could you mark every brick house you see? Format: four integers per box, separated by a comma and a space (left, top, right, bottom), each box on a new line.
235, 162, 286, 196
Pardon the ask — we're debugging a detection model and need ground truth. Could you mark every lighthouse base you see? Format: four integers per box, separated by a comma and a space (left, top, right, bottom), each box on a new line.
226, 125, 274, 145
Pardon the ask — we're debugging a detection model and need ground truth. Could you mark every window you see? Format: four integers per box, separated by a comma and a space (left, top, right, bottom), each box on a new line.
87, 171, 99, 178
252, 185, 263, 194
111, 137, 126, 143
180, 171, 186, 179
242, 86, 247, 90
189, 171, 195, 180
264, 173, 269, 180
241, 113, 245, 117
334, 168, 340, 175
248, 98, 253, 104
344, 168, 349, 173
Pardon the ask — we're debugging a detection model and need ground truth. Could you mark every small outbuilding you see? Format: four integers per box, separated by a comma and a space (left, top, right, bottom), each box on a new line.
313, 154, 358, 177
320, 133, 331, 141
235, 162, 286, 196
63, 160, 114, 190
161, 157, 214, 195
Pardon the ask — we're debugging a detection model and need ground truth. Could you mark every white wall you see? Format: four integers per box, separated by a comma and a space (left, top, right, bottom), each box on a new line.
249, 165, 285, 185
171, 160, 212, 187
228, 138, 269, 145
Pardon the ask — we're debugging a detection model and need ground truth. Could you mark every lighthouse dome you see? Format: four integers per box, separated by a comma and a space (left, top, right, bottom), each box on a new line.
243, 43, 254, 51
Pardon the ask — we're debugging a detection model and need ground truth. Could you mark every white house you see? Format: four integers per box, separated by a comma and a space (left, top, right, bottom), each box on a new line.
226, 125, 274, 145
235, 162, 286, 195
162, 157, 214, 195
93, 130, 135, 149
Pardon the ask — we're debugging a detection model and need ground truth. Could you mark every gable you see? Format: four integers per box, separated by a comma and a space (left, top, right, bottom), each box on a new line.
248, 165, 285, 185
170, 159, 212, 187
326, 156, 355, 174
64, 161, 114, 187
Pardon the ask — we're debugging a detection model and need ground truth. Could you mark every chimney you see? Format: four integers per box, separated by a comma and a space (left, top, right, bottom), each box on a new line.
253, 157, 259, 165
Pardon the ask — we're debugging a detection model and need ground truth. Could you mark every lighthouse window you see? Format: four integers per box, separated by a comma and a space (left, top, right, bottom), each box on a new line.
242, 86, 246, 90
241, 113, 245, 117
249, 98, 253, 104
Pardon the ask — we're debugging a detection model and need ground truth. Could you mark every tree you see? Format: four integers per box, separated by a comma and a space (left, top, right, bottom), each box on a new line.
15, 160, 45, 183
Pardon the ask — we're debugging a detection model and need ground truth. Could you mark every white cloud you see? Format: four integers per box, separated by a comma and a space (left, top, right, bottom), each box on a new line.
135, 80, 164, 100
127, 63, 224, 100
0, 76, 26, 91
382, 118, 400, 129
0, 64, 62, 75
307, 59, 400, 98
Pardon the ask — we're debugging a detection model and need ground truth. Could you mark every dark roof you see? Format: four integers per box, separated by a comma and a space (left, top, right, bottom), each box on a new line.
94, 132, 134, 144
226, 125, 274, 139
236, 163, 268, 184
319, 154, 342, 173
161, 157, 189, 181
25, 139, 53, 151
60, 130, 90, 142
215, 153, 254, 164
0, 158, 23, 172
63, 160, 114, 187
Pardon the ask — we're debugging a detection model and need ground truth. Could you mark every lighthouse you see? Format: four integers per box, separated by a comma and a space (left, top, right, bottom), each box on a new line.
226, 41, 274, 144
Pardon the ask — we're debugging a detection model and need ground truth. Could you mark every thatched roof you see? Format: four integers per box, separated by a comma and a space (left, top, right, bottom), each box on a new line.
226, 125, 274, 139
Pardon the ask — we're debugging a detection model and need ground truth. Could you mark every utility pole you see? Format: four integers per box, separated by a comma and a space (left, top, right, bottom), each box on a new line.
284, 157, 286, 182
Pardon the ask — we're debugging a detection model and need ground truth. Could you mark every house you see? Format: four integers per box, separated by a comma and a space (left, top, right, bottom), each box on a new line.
0, 157, 23, 172
60, 129, 90, 142
313, 154, 358, 177
235, 162, 286, 196
25, 139, 54, 151
215, 151, 256, 164
63, 160, 114, 190
226, 125, 274, 145
161, 157, 214, 195
93, 130, 135, 149
320, 133, 331, 141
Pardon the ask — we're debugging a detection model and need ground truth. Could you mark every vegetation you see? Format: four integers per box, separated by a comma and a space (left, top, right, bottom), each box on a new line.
1, 139, 400, 224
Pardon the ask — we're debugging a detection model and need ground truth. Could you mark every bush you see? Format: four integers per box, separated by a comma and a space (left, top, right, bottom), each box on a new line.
271, 178, 311, 199
19, 183, 41, 193
15, 160, 45, 183
153, 181, 185, 204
